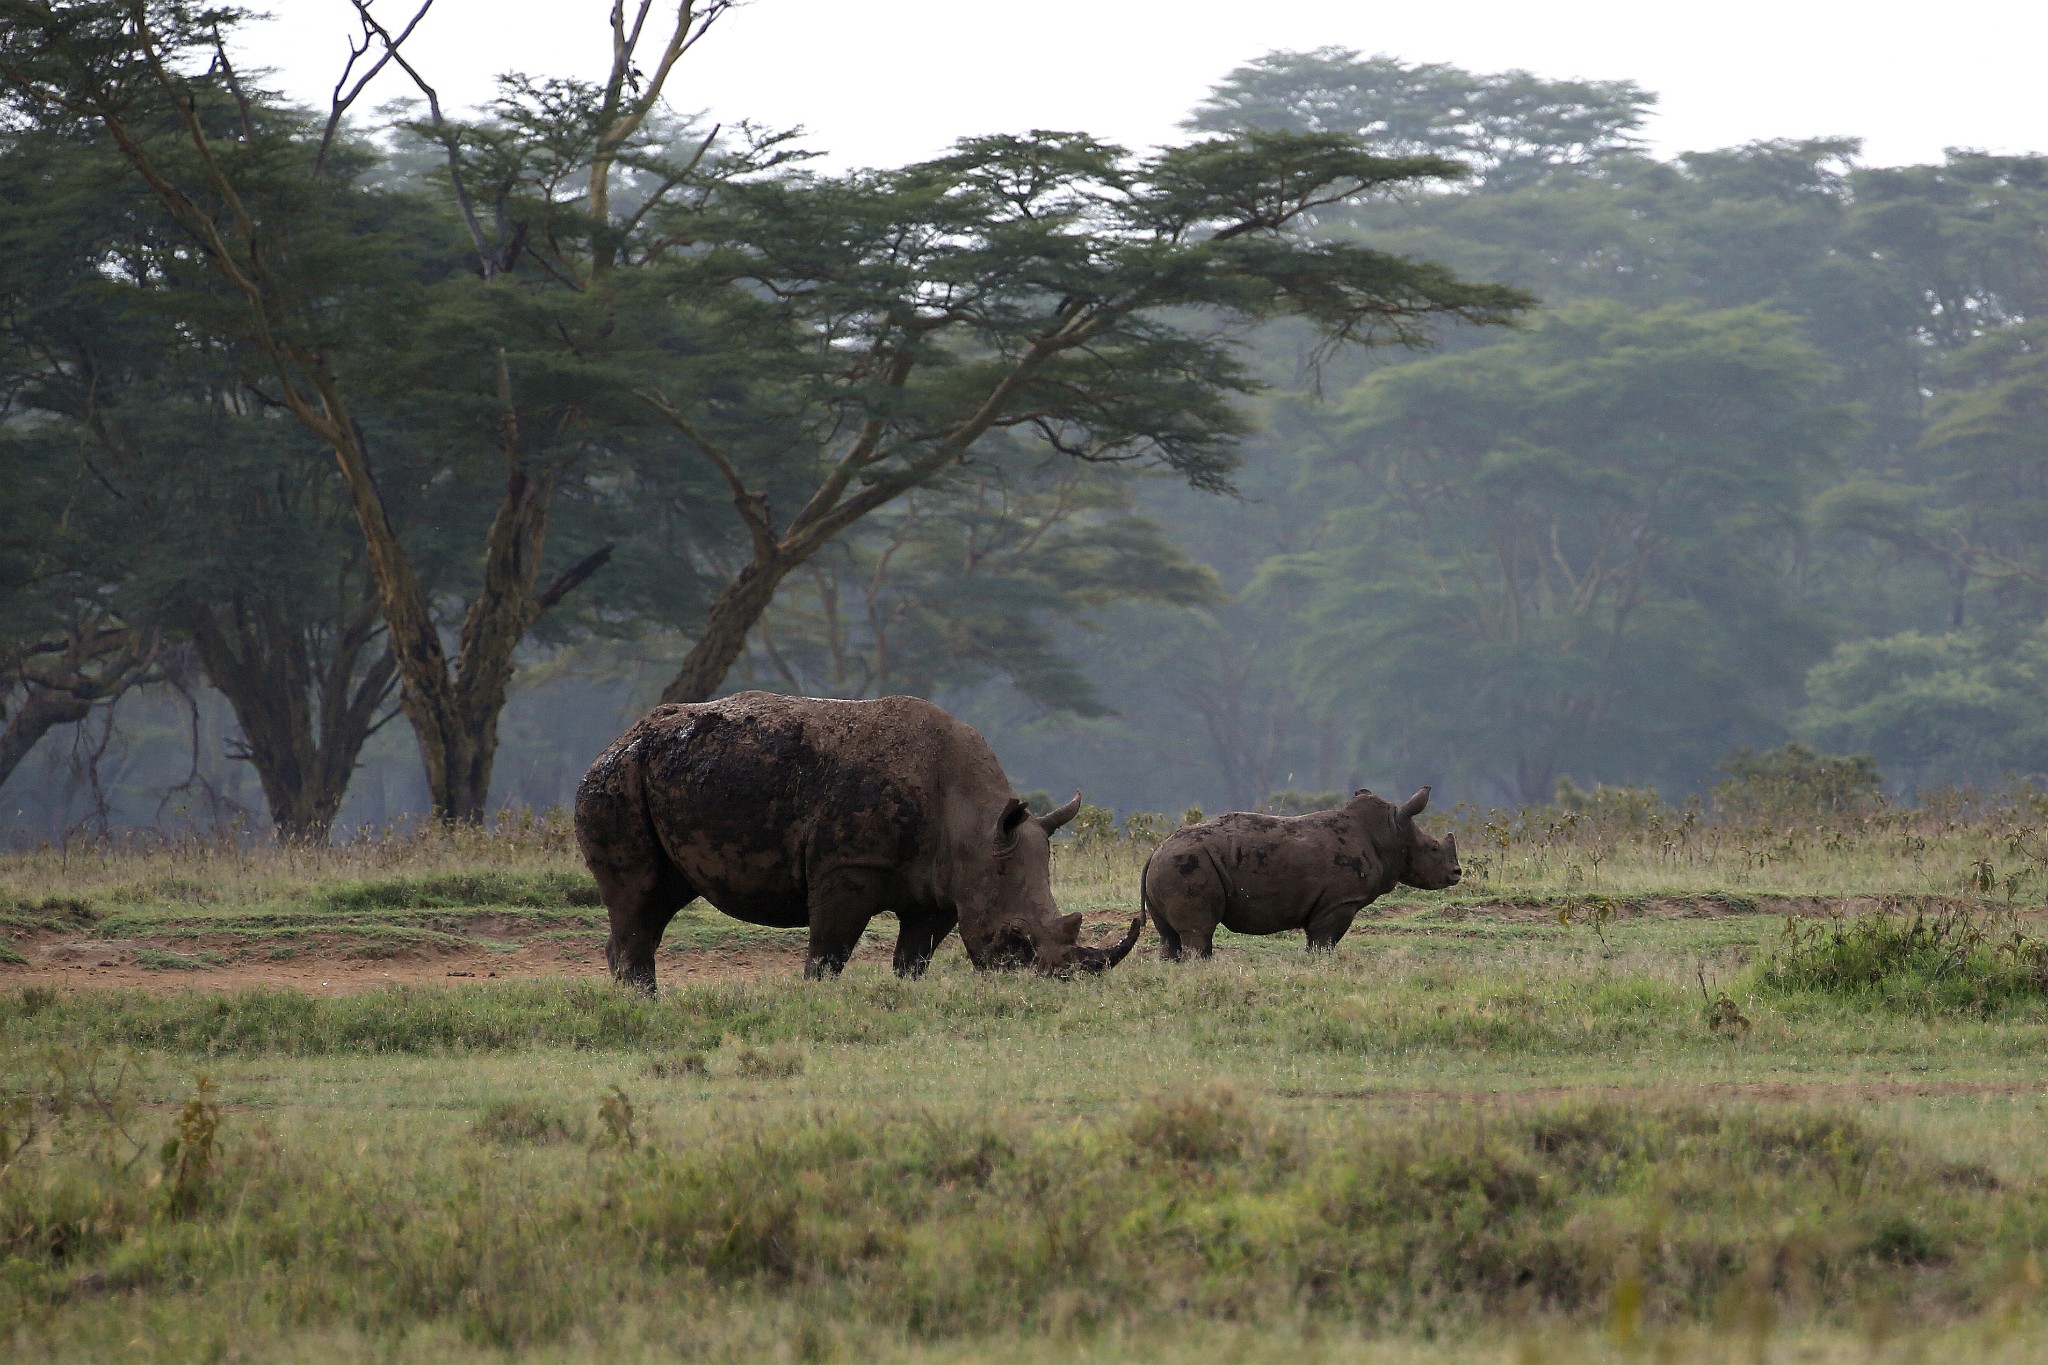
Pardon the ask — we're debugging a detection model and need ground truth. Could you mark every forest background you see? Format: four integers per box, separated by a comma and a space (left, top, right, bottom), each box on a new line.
6, 3, 2047, 843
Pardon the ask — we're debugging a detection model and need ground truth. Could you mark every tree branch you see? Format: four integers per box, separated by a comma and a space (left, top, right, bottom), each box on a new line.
353, 3, 497, 275
316, 1, 436, 179
532, 542, 616, 615
589, 1, 736, 274
638, 387, 780, 558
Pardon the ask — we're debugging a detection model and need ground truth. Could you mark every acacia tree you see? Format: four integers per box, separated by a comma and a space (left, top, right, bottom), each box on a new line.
638, 129, 1530, 703
732, 450, 1221, 711
0, 93, 414, 838
1184, 49, 1655, 189
0, 0, 726, 821
0, 107, 167, 795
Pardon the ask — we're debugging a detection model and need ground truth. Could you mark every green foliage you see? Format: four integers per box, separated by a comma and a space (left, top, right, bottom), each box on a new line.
593, 1085, 637, 1152
1758, 906, 2048, 1013
1553, 780, 1665, 826
730, 1040, 806, 1079
1264, 789, 1342, 815
1714, 743, 1884, 817
0, 896, 97, 933
1801, 629, 2048, 787
473, 1097, 573, 1145
0, 1046, 2031, 1353
322, 870, 601, 912
1119, 810, 1177, 843
732, 458, 1223, 714
158, 1075, 220, 1218
1186, 48, 1656, 189
1064, 804, 1120, 847
131, 948, 225, 971
1274, 302, 1840, 801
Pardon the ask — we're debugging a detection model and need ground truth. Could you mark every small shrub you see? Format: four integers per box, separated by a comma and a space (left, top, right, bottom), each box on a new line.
647, 1051, 710, 1080
733, 1042, 805, 1078
474, 1097, 573, 1144
1126, 1085, 1246, 1164
1757, 906, 2048, 1011
1706, 994, 1751, 1036
1553, 778, 1665, 827
1121, 810, 1175, 844
594, 1086, 637, 1150
159, 1076, 220, 1218
11, 984, 58, 1017
0, 940, 26, 965
1715, 742, 1882, 817
1066, 804, 1118, 846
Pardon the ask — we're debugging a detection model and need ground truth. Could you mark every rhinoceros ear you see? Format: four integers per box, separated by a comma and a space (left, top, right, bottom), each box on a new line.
1057, 912, 1084, 944
995, 797, 1032, 846
1036, 792, 1083, 835
1398, 786, 1432, 821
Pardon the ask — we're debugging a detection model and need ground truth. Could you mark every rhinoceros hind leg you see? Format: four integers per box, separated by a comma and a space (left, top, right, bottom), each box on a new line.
1152, 913, 1185, 961
804, 869, 886, 979
599, 867, 695, 994
892, 910, 957, 978
1168, 921, 1215, 960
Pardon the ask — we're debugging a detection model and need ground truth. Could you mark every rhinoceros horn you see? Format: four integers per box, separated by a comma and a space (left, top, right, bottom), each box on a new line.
1398, 786, 1432, 821
1066, 912, 1145, 973
1037, 792, 1083, 834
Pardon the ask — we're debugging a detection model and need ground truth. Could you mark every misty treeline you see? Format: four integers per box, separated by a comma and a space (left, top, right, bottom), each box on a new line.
1, 11, 2043, 843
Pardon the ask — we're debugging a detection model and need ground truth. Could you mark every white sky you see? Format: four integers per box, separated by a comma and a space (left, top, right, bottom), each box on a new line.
237, 0, 2047, 170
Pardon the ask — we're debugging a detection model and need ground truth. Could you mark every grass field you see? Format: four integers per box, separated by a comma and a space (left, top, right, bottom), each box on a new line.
9, 793, 2048, 1361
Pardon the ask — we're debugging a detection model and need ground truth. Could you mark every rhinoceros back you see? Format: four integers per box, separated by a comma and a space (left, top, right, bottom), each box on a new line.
578, 692, 998, 922
1144, 806, 1391, 937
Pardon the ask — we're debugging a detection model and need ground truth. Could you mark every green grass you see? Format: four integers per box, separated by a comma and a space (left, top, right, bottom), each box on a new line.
7, 958, 2048, 1362
129, 946, 228, 971
6, 793, 2042, 965
10, 802, 2048, 1359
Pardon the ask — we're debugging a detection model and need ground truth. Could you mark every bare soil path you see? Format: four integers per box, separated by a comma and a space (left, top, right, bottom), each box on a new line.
0, 894, 2005, 996
0, 931, 827, 994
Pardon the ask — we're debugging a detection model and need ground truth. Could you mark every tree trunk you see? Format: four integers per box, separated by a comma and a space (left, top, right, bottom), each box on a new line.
184, 598, 396, 844
660, 558, 794, 704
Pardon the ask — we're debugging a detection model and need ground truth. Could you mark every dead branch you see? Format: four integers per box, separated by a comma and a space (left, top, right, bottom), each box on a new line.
315, 1, 436, 179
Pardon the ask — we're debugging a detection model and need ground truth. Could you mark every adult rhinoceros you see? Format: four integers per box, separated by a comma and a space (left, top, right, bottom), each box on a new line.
575, 692, 1141, 990
1142, 787, 1461, 959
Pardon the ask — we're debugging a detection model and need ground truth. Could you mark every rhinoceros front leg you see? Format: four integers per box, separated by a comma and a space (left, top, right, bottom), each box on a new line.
1304, 902, 1364, 953
804, 868, 885, 979
891, 910, 957, 978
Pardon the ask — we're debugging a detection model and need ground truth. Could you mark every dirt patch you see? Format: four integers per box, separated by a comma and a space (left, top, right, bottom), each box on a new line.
0, 909, 1144, 996
40, 939, 131, 965
454, 912, 545, 939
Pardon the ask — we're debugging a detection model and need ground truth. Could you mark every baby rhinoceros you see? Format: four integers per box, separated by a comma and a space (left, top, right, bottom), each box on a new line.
1143, 787, 1461, 959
